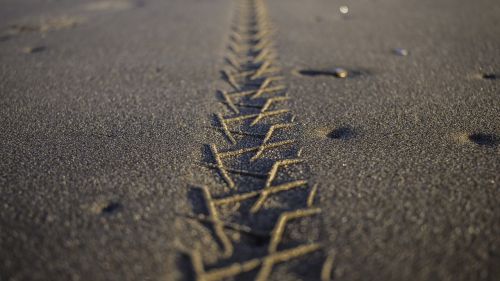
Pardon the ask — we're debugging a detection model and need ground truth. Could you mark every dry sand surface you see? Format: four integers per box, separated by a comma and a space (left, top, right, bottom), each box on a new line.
0, 0, 499, 281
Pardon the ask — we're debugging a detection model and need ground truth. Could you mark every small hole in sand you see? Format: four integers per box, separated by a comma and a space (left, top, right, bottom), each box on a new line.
298, 69, 334, 77
468, 133, 498, 146
101, 202, 122, 214
23, 46, 46, 54
327, 127, 355, 140
481, 73, 497, 80
296, 68, 363, 79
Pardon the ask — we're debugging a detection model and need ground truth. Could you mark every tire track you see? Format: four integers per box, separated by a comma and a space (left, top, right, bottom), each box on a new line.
179, 0, 327, 280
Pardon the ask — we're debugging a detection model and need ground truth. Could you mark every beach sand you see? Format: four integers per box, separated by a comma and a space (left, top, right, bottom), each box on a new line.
0, 0, 499, 280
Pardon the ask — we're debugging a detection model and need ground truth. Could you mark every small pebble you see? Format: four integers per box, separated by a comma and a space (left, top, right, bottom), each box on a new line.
393, 48, 409, 56
334, 67, 348, 78
339, 6, 349, 14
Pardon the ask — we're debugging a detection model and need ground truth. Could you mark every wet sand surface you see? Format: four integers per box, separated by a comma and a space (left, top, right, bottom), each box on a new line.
0, 0, 499, 281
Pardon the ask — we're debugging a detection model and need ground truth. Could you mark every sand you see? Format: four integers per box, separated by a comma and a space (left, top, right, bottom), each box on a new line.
0, 0, 499, 280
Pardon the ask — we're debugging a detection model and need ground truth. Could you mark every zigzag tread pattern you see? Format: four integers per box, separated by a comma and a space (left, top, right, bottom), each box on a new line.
179, 0, 334, 280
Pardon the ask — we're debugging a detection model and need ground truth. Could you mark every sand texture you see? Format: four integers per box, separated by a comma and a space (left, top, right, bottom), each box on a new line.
0, 0, 499, 280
